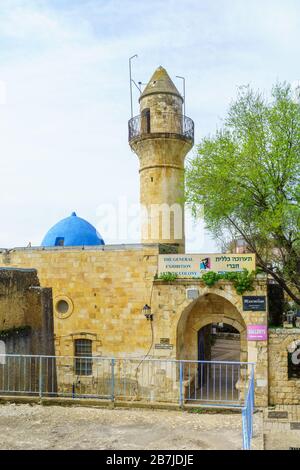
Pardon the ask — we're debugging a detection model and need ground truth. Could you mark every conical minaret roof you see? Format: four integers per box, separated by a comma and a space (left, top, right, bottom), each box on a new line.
139, 66, 183, 102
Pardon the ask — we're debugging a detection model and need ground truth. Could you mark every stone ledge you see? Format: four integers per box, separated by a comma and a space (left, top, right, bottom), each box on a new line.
269, 328, 300, 335
0, 395, 181, 411
154, 278, 267, 288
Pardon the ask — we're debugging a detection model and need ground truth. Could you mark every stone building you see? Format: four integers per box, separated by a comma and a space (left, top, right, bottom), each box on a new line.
0, 268, 55, 394
0, 268, 54, 356
0, 66, 299, 406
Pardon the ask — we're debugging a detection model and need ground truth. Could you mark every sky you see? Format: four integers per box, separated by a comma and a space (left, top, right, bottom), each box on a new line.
0, 0, 299, 251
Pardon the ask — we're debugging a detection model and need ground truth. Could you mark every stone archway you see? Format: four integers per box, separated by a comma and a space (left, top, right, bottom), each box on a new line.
175, 292, 248, 402
176, 292, 247, 363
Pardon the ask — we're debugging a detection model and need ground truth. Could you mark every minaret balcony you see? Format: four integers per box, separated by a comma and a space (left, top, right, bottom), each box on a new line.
128, 113, 194, 144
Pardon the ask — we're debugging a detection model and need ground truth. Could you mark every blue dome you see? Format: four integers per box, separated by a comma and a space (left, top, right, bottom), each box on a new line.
41, 212, 105, 247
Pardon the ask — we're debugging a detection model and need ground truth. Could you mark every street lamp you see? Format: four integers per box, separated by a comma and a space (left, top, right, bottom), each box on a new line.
142, 304, 153, 321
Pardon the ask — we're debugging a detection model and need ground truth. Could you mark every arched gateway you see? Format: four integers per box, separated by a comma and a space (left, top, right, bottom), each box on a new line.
176, 292, 247, 363
174, 290, 248, 403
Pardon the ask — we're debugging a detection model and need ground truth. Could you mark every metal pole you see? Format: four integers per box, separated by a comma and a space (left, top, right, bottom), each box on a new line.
179, 361, 183, 407
176, 75, 186, 116
39, 356, 43, 399
111, 358, 115, 402
129, 55, 138, 118
242, 407, 248, 450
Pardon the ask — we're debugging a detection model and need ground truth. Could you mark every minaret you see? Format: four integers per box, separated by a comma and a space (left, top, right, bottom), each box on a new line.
128, 66, 194, 253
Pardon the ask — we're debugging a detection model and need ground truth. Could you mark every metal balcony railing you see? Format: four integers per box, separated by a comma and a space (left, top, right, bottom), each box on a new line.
128, 112, 194, 143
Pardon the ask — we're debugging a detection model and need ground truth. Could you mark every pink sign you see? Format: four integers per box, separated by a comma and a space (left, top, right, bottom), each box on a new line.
247, 325, 268, 341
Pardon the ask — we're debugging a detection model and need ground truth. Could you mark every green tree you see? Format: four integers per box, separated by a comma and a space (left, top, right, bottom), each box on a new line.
185, 83, 300, 304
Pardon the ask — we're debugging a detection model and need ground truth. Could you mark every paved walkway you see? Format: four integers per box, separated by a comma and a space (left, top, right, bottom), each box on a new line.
188, 337, 242, 403
263, 405, 300, 450
0, 403, 262, 450
211, 337, 240, 362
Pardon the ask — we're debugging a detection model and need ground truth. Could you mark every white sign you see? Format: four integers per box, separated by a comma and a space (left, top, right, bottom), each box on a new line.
158, 253, 256, 278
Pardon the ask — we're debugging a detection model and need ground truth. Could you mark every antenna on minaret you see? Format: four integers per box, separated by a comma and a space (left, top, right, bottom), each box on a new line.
138, 81, 147, 91
176, 75, 186, 116
129, 55, 140, 118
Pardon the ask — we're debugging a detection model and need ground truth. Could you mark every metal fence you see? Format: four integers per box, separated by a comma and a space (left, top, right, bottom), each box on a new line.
0, 354, 255, 450
0, 354, 254, 406
242, 367, 255, 450
180, 360, 251, 405
128, 113, 194, 142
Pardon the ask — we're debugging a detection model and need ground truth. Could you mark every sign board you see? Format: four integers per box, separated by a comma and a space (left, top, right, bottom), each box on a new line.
186, 288, 199, 300
155, 344, 173, 350
158, 253, 256, 278
243, 296, 266, 311
155, 338, 173, 350
247, 325, 268, 341
159, 338, 170, 345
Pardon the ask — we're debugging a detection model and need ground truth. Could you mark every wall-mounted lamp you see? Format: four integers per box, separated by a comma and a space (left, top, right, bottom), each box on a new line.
143, 304, 153, 321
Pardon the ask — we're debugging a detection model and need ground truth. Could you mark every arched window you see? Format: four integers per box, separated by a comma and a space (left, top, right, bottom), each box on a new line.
0, 340, 6, 365
74, 339, 92, 376
141, 108, 151, 134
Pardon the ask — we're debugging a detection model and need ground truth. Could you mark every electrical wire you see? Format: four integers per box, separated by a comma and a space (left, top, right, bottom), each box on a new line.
131, 275, 156, 400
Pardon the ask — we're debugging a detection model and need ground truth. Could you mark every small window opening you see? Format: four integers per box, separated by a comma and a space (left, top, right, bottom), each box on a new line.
74, 339, 92, 376
56, 299, 69, 314
55, 237, 64, 246
141, 108, 151, 134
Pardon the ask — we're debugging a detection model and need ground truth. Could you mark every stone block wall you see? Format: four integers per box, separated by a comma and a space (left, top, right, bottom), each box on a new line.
268, 329, 300, 405
0, 247, 271, 406
0, 246, 159, 358
0, 268, 54, 355
152, 279, 269, 406
0, 268, 55, 395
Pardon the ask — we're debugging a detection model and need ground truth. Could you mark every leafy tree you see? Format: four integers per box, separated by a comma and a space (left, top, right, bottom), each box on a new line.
185, 83, 300, 304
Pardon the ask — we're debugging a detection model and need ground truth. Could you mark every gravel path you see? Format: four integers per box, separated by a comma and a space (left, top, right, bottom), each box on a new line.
0, 404, 262, 450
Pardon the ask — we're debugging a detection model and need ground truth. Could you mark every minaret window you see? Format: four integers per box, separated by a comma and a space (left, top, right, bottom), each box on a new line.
141, 108, 151, 134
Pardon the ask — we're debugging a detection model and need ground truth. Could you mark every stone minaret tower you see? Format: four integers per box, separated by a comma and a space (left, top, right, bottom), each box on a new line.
128, 66, 194, 253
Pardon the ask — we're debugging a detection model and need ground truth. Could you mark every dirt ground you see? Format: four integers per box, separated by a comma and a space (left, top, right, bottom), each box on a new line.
0, 403, 262, 450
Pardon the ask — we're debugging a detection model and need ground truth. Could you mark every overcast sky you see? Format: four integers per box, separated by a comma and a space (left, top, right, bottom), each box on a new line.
0, 0, 299, 251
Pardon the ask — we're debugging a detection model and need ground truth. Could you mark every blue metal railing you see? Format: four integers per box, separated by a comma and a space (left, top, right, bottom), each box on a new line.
0, 354, 254, 406
242, 367, 255, 450
179, 360, 252, 405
